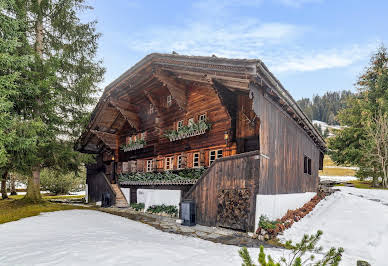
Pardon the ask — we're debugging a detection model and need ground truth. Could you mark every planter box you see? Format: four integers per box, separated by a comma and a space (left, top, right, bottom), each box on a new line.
169, 129, 207, 142
122, 143, 144, 152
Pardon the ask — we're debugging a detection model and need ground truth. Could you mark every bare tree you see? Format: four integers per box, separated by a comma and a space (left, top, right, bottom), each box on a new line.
365, 110, 388, 188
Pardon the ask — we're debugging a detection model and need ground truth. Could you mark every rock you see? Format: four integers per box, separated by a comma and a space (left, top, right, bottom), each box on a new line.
261, 229, 266, 235
356, 260, 371, 266
264, 234, 270, 240
258, 235, 264, 241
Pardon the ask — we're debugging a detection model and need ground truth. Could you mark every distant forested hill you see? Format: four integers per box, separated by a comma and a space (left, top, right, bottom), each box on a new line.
297, 90, 354, 125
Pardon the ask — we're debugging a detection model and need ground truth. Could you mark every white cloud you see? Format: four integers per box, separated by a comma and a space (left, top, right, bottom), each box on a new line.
269, 44, 374, 72
127, 20, 304, 59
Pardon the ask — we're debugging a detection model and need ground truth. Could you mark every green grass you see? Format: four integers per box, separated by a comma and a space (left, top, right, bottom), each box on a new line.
0, 197, 87, 224
8, 194, 85, 200
335, 180, 388, 190
319, 156, 357, 176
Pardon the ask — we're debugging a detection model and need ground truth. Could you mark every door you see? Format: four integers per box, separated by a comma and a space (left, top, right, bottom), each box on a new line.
216, 189, 251, 231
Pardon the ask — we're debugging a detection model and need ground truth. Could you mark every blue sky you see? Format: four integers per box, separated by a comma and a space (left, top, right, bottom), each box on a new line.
86, 0, 388, 99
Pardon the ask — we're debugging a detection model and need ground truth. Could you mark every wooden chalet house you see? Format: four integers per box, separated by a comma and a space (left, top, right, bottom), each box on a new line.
77, 53, 326, 232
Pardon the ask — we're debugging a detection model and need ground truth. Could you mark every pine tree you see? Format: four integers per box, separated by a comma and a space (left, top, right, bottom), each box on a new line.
3, 0, 104, 201
329, 46, 388, 187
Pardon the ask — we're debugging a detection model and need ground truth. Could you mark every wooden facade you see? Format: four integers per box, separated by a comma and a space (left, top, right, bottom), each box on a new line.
77, 53, 326, 231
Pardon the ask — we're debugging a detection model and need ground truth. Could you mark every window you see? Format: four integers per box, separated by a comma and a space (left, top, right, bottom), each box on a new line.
177, 120, 184, 130
167, 95, 172, 107
141, 132, 146, 140
177, 155, 184, 169
149, 104, 155, 114
188, 118, 194, 126
165, 156, 174, 170
209, 149, 223, 165
146, 160, 153, 172
193, 152, 200, 168
198, 113, 207, 122
133, 135, 137, 141
304, 155, 312, 175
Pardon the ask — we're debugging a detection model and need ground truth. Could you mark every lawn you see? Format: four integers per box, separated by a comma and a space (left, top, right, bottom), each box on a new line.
335, 180, 388, 190
8, 194, 85, 200
0, 197, 86, 224
318, 156, 357, 176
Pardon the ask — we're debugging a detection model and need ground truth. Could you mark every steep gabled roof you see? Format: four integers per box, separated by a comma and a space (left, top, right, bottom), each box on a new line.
77, 53, 325, 153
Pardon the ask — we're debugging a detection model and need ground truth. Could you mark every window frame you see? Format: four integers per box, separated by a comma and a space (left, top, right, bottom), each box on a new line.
304, 155, 312, 175
192, 152, 200, 168
146, 159, 153, 172
198, 113, 207, 122
177, 120, 184, 130
149, 104, 155, 114
167, 95, 172, 107
209, 149, 223, 165
165, 156, 174, 171
177, 155, 184, 169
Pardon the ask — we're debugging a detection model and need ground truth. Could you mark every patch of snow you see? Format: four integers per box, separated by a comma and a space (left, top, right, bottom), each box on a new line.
324, 166, 359, 170
255, 192, 316, 232
319, 175, 358, 182
279, 188, 388, 265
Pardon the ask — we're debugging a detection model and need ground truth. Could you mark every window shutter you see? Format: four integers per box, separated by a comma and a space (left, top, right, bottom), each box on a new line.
173, 156, 177, 170
200, 150, 205, 166
152, 158, 157, 171
122, 162, 128, 173
181, 153, 187, 168
156, 157, 164, 172
136, 160, 144, 172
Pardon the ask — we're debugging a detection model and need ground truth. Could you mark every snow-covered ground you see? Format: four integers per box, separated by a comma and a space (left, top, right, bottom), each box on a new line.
319, 175, 358, 182
280, 186, 388, 265
1, 187, 387, 265
0, 210, 287, 266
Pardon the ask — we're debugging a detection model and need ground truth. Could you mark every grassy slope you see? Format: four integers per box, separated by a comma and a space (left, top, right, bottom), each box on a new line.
0, 195, 87, 224
318, 156, 356, 176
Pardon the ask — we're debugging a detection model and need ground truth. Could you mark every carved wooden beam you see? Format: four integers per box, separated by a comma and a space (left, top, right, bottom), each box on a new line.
212, 78, 250, 91
94, 105, 119, 129
91, 130, 118, 150
110, 99, 140, 130
154, 70, 187, 110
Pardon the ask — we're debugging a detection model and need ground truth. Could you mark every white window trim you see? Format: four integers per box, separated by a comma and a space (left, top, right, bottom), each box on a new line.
177, 120, 184, 130
177, 155, 183, 169
188, 118, 194, 126
209, 149, 223, 165
193, 152, 200, 168
167, 95, 172, 107
199, 113, 207, 122
165, 156, 174, 171
149, 104, 155, 114
146, 160, 153, 172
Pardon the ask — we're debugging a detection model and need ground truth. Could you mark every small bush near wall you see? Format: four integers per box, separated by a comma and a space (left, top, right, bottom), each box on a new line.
147, 204, 178, 216
130, 203, 145, 211
259, 215, 279, 230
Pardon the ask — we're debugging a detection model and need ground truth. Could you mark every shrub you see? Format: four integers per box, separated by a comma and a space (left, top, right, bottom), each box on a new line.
259, 215, 279, 230
119, 168, 206, 183
239, 230, 344, 266
130, 203, 145, 211
40, 168, 85, 195
147, 204, 178, 216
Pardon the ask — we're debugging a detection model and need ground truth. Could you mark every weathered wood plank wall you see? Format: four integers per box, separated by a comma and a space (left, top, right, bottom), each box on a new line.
184, 151, 260, 232
252, 86, 320, 194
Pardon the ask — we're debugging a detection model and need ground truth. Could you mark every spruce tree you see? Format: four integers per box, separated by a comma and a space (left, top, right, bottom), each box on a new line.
3, 0, 104, 201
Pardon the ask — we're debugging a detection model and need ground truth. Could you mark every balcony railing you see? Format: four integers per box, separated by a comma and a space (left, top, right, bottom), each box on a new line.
121, 139, 146, 152
164, 121, 211, 142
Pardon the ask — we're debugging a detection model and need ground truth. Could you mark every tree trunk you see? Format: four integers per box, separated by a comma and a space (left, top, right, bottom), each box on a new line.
1, 172, 8, 200
24, 167, 41, 202
10, 175, 17, 195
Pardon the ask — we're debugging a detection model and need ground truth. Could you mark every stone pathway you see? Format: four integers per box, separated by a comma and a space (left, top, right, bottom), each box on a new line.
98, 206, 274, 248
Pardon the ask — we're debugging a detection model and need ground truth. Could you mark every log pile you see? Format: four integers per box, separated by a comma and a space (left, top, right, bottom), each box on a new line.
216, 189, 251, 231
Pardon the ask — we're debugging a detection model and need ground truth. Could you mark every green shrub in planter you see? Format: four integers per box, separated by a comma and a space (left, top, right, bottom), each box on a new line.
147, 204, 178, 216
130, 203, 145, 211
